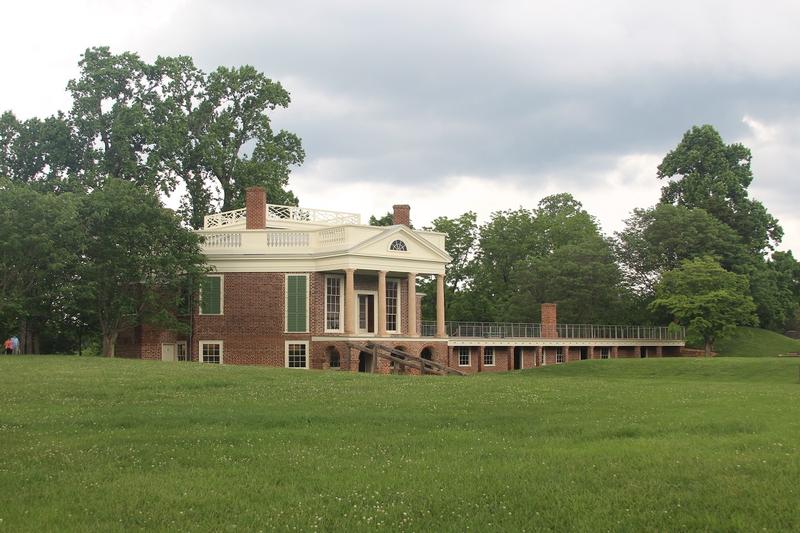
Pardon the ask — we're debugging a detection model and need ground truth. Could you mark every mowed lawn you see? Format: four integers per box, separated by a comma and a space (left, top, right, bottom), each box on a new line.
1, 356, 799, 531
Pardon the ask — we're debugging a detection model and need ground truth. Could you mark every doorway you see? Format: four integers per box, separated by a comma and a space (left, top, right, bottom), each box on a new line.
513, 347, 523, 370
580, 347, 588, 360
161, 343, 176, 362
640, 347, 648, 358
358, 350, 374, 373
357, 292, 376, 334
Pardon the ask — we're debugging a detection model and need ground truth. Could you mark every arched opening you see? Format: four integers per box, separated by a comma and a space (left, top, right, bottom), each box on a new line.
326, 346, 340, 369
358, 350, 374, 373
420, 347, 434, 360
390, 345, 409, 373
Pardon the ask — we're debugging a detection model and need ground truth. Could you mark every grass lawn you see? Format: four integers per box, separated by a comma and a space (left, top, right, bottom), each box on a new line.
1, 356, 800, 531
714, 326, 800, 357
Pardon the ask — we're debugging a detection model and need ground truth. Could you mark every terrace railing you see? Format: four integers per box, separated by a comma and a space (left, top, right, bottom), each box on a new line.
420, 321, 685, 341
203, 204, 361, 229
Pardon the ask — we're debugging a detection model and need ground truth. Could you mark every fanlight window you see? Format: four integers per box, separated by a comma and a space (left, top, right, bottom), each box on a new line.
389, 239, 408, 252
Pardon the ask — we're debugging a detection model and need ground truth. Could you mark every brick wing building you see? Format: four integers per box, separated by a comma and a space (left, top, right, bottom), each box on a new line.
117, 187, 685, 373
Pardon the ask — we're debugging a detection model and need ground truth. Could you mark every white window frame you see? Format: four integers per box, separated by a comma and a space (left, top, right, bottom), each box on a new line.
285, 341, 310, 369
176, 341, 188, 361
199, 340, 223, 364
388, 239, 408, 252
324, 274, 344, 333
199, 274, 224, 316
483, 346, 495, 367
556, 347, 565, 364
458, 346, 471, 367
285, 273, 310, 334
385, 278, 401, 334
356, 290, 378, 335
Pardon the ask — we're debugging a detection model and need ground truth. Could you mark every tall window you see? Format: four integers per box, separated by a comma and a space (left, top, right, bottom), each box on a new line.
176, 342, 188, 362
556, 347, 565, 364
200, 341, 222, 364
386, 279, 399, 332
286, 274, 308, 332
483, 347, 495, 366
286, 342, 309, 369
200, 275, 223, 315
325, 276, 343, 332
458, 347, 471, 367
601, 347, 610, 359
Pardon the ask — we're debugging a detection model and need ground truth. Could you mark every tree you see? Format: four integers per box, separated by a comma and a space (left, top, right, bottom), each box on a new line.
650, 257, 757, 355
419, 212, 479, 321
0, 181, 81, 352
368, 211, 394, 226
76, 179, 207, 356
616, 204, 747, 295
658, 125, 782, 254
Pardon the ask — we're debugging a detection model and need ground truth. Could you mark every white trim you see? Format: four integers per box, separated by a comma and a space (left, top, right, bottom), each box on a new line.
199, 274, 224, 315
356, 290, 378, 335
160, 343, 176, 362
483, 346, 495, 367
285, 340, 310, 369
176, 341, 188, 361
556, 347, 565, 364
284, 273, 310, 333
199, 340, 224, 364
457, 346, 471, 367
385, 278, 401, 334
324, 274, 345, 333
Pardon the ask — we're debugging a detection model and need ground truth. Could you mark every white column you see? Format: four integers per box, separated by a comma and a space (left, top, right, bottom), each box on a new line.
436, 274, 446, 338
344, 269, 355, 335
378, 270, 387, 337
407, 272, 418, 337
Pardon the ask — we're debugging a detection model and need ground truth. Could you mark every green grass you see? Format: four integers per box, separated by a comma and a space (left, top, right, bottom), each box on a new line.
2, 356, 800, 531
714, 326, 800, 357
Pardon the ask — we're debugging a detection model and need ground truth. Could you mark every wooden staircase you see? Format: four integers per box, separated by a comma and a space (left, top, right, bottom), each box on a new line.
345, 341, 466, 376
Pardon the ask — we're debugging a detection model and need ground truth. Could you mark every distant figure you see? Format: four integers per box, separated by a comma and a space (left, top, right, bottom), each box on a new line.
3, 338, 12, 355
11, 335, 20, 354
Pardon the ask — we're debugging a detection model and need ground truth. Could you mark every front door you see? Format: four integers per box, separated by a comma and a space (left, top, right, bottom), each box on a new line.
161, 343, 176, 362
358, 294, 376, 334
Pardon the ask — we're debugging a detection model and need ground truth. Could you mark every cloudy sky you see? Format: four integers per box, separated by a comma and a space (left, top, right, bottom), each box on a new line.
3, 0, 799, 251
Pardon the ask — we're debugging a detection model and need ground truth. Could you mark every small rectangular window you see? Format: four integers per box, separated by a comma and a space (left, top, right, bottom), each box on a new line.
200, 275, 222, 315
286, 274, 308, 332
458, 347, 471, 367
286, 342, 308, 369
483, 347, 495, 366
200, 341, 222, 364
556, 347, 565, 364
601, 347, 610, 359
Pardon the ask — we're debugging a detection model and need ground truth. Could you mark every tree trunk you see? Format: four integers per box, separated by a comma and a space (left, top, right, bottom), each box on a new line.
704, 340, 712, 357
102, 332, 118, 357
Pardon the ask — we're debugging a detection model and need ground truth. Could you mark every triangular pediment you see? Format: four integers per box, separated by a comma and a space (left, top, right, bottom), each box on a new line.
346, 226, 452, 263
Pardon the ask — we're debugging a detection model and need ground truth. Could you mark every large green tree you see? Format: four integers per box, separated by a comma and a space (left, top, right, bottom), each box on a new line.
650, 256, 758, 355
76, 179, 207, 356
616, 203, 747, 295
0, 181, 81, 352
658, 125, 782, 254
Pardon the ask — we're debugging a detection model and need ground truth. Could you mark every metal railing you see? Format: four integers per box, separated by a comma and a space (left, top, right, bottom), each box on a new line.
420, 321, 685, 341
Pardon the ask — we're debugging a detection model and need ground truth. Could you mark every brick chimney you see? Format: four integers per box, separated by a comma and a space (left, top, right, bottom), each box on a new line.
541, 303, 558, 338
393, 204, 410, 226
245, 186, 266, 229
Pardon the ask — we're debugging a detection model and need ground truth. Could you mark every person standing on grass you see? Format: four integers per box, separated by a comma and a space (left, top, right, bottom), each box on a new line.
3, 338, 12, 355
11, 335, 19, 354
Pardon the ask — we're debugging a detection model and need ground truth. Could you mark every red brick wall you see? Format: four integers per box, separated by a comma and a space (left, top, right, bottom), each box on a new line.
194, 272, 312, 366
392, 204, 410, 226
245, 187, 266, 229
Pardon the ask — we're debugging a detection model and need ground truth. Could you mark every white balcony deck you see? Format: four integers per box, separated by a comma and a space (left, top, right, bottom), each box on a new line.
203, 204, 361, 230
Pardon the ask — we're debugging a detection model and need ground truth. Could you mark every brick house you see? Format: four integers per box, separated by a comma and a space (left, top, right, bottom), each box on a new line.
116, 187, 685, 373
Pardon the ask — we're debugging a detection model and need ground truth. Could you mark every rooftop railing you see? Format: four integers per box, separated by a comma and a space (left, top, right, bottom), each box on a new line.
420, 321, 685, 341
203, 204, 361, 229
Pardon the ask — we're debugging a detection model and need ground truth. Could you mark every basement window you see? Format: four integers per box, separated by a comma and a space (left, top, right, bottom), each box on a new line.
556, 347, 565, 364
458, 347, 471, 367
483, 347, 495, 367
199, 341, 223, 364
601, 347, 610, 359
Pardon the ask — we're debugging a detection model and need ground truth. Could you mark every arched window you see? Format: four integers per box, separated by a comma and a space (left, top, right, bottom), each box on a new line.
389, 239, 408, 252
325, 346, 340, 368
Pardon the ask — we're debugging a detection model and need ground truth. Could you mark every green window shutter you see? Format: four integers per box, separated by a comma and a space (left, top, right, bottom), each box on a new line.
286, 275, 307, 332
201, 276, 221, 314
